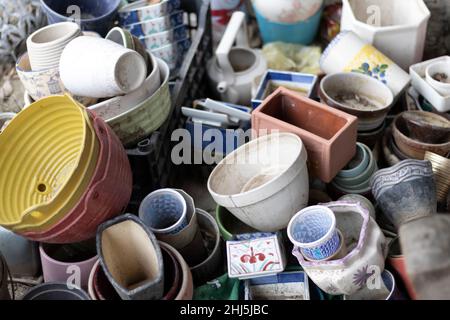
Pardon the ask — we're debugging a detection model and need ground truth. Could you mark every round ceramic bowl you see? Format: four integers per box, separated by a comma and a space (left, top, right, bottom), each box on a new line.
26, 22, 81, 70
88, 56, 168, 147
106, 27, 134, 49
424, 151, 450, 203
401, 111, 450, 144
119, 0, 180, 25
301, 229, 347, 262
208, 132, 309, 232
336, 143, 370, 179
216, 206, 257, 242
140, 24, 188, 50
40, 0, 122, 37
425, 61, 450, 96
125, 11, 184, 38
0, 113, 15, 133
22, 283, 91, 300
159, 242, 194, 300
393, 112, 450, 159
288, 205, 340, 261
22, 109, 132, 243
17, 52, 97, 106
319, 72, 394, 131
0, 95, 99, 233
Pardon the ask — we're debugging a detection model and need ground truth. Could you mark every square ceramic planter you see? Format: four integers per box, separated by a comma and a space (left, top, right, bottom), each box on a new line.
410, 56, 450, 112
252, 87, 358, 183
244, 271, 310, 300
227, 233, 286, 280
252, 70, 318, 109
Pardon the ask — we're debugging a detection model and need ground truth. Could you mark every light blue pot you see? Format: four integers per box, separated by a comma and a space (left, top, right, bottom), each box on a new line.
254, 5, 323, 45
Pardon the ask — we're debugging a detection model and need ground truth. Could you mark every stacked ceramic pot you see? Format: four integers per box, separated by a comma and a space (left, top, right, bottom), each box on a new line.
0, 95, 132, 244
208, 132, 310, 232
119, 0, 190, 74
330, 143, 378, 198
17, 22, 97, 106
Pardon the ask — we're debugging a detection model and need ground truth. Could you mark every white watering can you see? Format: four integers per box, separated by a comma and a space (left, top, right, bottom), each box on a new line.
207, 11, 267, 106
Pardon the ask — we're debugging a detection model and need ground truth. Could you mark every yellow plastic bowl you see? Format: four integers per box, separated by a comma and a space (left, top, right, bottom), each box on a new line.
0, 95, 99, 232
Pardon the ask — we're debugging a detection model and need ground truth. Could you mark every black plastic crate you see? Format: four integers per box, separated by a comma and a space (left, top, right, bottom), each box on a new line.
126, 0, 212, 212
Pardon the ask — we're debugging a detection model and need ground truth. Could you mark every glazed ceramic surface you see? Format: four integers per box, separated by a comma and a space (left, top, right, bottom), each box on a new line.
320, 31, 411, 98
319, 72, 394, 131
208, 132, 309, 232
410, 56, 450, 112
227, 233, 286, 280
60, 36, 147, 98
341, 0, 430, 70
252, 87, 358, 183
292, 202, 387, 296
207, 12, 267, 105
40, 0, 122, 36
343, 270, 402, 300
119, 0, 181, 25
97, 214, 164, 300
139, 24, 188, 50
401, 111, 450, 144
125, 11, 184, 38
22, 282, 90, 300
371, 160, 437, 229
151, 37, 191, 73
0, 113, 15, 133
425, 61, 450, 96
89, 57, 170, 147
252, 70, 318, 109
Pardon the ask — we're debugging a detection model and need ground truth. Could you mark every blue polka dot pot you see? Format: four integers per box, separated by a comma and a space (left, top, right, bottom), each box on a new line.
287, 205, 341, 261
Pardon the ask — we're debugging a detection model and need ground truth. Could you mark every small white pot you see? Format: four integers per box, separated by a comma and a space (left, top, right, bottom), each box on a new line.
208, 132, 309, 232
292, 201, 387, 296
425, 61, 450, 97
60, 36, 147, 98
320, 31, 410, 98
341, 0, 430, 70
26, 22, 81, 71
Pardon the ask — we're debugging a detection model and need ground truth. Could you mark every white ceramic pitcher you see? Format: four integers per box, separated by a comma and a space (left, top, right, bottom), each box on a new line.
207, 11, 267, 106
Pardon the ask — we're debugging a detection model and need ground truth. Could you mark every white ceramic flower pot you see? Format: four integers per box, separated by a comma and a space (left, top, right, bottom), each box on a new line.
208, 132, 309, 232
26, 22, 81, 71
320, 31, 410, 98
60, 36, 147, 98
292, 201, 387, 296
341, 0, 430, 70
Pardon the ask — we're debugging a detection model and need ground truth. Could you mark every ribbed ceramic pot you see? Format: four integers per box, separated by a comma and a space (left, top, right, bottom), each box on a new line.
190, 209, 224, 286
22, 106, 132, 243
424, 152, 450, 203
97, 214, 164, 300
0, 252, 11, 300
292, 201, 387, 296
39, 242, 97, 290
22, 282, 90, 300
370, 160, 437, 229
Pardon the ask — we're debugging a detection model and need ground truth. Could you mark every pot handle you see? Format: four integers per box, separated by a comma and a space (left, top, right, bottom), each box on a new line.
216, 11, 249, 86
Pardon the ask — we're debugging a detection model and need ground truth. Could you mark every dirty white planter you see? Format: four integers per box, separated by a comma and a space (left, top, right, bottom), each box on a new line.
208, 132, 309, 232
292, 201, 387, 296
341, 0, 430, 70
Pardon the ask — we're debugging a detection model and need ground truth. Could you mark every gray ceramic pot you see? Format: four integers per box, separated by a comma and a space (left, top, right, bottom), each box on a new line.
0, 252, 11, 300
0, 227, 40, 277
399, 215, 450, 300
370, 160, 437, 229
190, 209, 224, 286
22, 283, 90, 300
97, 214, 164, 300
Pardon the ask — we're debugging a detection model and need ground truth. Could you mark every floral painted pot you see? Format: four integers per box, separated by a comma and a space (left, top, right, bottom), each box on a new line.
292, 201, 387, 296
119, 0, 181, 25
370, 160, 437, 229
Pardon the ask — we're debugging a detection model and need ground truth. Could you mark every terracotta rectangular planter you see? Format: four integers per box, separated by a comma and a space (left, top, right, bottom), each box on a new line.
252, 87, 358, 182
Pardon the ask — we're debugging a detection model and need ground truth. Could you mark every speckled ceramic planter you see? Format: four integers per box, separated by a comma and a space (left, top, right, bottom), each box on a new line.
292, 201, 387, 296
370, 160, 436, 229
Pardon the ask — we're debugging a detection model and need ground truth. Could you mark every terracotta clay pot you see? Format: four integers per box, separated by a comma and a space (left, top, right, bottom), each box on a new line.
371, 160, 437, 229
399, 215, 450, 299
387, 237, 417, 300
252, 87, 358, 183
23, 109, 132, 243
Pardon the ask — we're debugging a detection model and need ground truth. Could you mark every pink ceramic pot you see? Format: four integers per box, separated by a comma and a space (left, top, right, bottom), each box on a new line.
40, 243, 97, 290
88, 259, 121, 300
23, 111, 132, 243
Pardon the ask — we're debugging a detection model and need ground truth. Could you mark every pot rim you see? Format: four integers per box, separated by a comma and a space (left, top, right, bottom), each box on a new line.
119, 0, 168, 14
287, 205, 337, 249
27, 21, 80, 49
22, 282, 90, 300
41, 0, 122, 23
337, 143, 370, 179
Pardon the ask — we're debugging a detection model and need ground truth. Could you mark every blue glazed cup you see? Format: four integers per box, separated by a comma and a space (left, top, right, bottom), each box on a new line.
253, 5, 323, 45
287, 205, 340, 261
139, 189, 188, 235
40, 0, 122, 37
